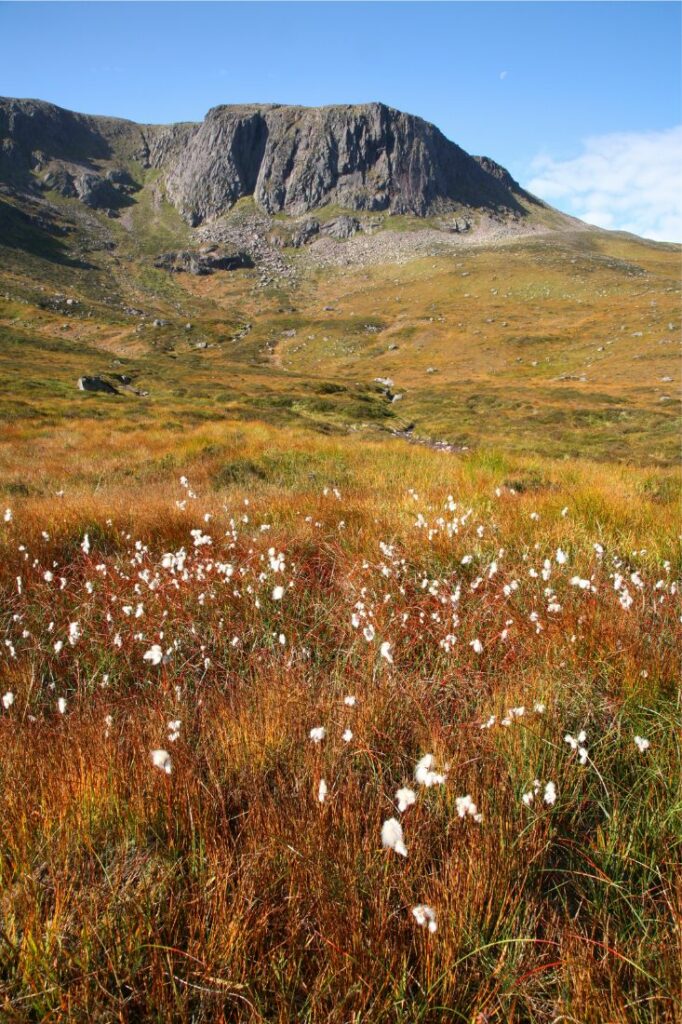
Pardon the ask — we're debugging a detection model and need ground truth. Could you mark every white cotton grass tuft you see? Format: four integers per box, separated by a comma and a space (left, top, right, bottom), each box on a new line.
309, 726, 326, 743
564, 730, 588, 764
381, 817, 407, 856
395, 787, 416, 812
151, 749, 172, 774
2, 691, 14, 710
524, 779, 556, 808
380, 641, 393, 663
317, 778, 328, 803
57, 697, 67, 715
411, 904, 437, 933
343, 695, 357, 707
634, 735, 650, 752
455, 794, 482, 822
414, 754, 447, 788
342, 728, 353, 743
144, 644, 164, 666
272, 585, 284, 601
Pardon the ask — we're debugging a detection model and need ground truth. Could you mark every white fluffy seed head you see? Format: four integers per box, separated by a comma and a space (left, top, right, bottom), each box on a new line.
415, 754, 446, 787
412, 904, 437, 932
381, 817, 407, 856
396, 787, 416, 812
151, 749, 172, 774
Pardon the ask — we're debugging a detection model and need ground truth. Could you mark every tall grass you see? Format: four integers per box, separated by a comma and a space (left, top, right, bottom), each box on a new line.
0, 424, 680, 1022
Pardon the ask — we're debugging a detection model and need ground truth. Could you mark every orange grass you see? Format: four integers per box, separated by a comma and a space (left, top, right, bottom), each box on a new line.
0, 424, 680, 1021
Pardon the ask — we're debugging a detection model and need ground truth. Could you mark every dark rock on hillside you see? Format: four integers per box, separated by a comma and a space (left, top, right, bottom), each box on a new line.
164, 102, 528, 225
154, 247, 254, 275
473, 156, 539, 204
322, 215, 361, 240
41, 164, 138, 213
78, 376, 119, 394
0, 97, 536, 228
290, 218, 320, 247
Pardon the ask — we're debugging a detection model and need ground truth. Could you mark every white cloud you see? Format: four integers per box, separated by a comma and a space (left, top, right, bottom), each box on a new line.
499, 70, 508, 80
527, 126, 682, 242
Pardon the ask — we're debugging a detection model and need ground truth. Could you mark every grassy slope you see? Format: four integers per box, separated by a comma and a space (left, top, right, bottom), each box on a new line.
0, 190, 680, 1022
0, 426, 680, 1022
0, 191, 679, 464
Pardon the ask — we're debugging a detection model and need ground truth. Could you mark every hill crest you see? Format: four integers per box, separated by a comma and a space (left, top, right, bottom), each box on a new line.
0, 96, 536, 225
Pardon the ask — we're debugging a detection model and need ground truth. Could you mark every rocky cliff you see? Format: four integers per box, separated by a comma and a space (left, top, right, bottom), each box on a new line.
0, 97, 531, 225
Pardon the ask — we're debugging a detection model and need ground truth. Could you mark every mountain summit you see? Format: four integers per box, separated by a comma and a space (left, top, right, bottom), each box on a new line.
0, 97, 535, 225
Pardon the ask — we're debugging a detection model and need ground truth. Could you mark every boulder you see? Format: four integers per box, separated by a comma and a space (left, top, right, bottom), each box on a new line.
290, 219, 320, 247
78, 376, 118, 394
154, 248, 253, 275
321, 215, 361, 240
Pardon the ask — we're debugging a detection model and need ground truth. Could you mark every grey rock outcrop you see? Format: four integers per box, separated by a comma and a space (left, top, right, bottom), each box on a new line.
163, 102, 527, 224
0, 97, 533, 229
78, 376, 119, 394
154, 247, 254, 275
322, 215, 361, 240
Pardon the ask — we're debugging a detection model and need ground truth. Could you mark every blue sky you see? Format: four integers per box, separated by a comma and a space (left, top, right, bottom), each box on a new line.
1, 2, 680, 239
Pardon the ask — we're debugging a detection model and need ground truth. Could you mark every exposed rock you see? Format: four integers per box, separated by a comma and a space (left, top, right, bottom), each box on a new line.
0, 97, 532, 227
154, 247, 254, 275
321, 215, 361, 240
163, 103, 527, 225
41, 167, 77, 196
78, 376, 118, 394
290, 218, 320, 247
473, 156, 523, 193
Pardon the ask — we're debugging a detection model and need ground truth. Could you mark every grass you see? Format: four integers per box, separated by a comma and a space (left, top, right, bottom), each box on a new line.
0, 420, 680, 1022
1, 187, 679, 464
0, 183, 680, 1021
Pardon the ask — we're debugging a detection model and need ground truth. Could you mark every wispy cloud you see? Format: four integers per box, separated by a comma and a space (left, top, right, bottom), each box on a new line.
527, 126, 682, 242
499, 70, 508, 81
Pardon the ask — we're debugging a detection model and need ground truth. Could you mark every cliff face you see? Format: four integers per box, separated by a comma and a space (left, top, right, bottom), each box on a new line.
0, 97, 528, 224
162, 103, 525, 224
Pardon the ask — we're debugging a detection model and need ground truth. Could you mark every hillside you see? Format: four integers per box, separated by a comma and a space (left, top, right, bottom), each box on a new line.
0, 97, 680, 1023
0, 100, 678, 470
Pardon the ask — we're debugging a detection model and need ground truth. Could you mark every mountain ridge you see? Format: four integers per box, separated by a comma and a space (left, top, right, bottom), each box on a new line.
0, 96, 539, 226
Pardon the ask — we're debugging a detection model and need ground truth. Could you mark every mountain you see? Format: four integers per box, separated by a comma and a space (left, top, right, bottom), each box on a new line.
0, 96, 678, 469
0, 97, 537, 224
